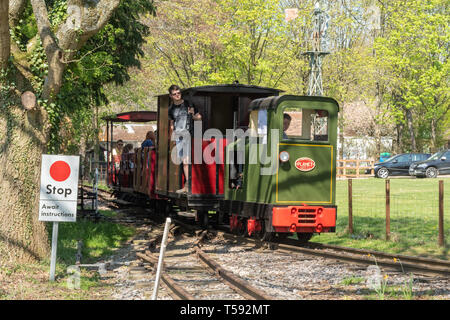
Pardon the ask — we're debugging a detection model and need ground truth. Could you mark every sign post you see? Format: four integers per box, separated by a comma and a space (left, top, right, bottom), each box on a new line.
49, 222, 59, 281
39, 155, 80, 281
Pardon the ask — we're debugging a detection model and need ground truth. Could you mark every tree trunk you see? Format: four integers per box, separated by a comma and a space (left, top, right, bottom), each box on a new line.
430, 118, 437, 153
396, 123, 404, 153
0, 95, 50, 264
0, 0, 10, 70
405, 107, 416, 152
9, 0, 27, 28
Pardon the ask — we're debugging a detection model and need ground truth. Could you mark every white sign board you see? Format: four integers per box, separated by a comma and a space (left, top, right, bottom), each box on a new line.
39, 155, 80, 222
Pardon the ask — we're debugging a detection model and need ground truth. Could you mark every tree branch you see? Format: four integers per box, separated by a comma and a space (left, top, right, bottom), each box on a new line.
9, 0, 27, 28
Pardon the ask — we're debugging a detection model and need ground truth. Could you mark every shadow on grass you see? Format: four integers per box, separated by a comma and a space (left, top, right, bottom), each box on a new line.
47, 219, 135, 266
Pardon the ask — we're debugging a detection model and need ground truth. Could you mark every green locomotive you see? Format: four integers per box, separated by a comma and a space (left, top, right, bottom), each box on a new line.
224, 95, 339, 241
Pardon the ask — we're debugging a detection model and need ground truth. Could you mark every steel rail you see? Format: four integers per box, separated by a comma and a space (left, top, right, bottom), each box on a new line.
137, 224, 274, 300
195, 247, 274, 300
304, 241, 450, 269
219, 231, 449, 277
272, 240, 450, 278
136, 252, 195, 300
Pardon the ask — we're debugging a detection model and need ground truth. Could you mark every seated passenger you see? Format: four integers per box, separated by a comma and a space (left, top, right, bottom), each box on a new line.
123, 143, 134, 154
112, 139, 124, 170
141, 130, 156, 148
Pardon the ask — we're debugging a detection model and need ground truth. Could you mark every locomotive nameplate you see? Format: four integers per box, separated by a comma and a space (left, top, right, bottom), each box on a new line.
295, 157, 316, 172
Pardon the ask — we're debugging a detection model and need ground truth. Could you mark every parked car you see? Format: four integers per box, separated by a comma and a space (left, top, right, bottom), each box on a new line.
370, 153, 431, 178
409, 150, 450, 178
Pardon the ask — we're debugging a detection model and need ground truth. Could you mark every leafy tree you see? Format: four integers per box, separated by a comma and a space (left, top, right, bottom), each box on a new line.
0, 0, 154, 265
374, 0, 449, 152
143, 0, 310, 90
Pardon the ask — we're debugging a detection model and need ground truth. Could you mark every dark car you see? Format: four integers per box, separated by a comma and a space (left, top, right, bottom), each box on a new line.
372, 153, 431, 178
409, 150, 450, 178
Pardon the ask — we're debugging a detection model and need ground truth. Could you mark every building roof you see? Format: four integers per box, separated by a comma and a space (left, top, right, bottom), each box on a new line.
99, 123, 156, 142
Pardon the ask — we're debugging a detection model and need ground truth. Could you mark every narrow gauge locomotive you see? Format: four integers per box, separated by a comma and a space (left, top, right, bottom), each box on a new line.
104, 84, 339, 241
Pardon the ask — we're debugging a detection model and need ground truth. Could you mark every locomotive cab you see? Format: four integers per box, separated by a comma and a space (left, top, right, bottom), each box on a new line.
225, 95, 339, 241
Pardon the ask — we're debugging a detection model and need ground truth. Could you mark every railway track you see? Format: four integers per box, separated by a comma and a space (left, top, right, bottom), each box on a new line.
83, 186, 448, 299
219, 234, 450, 278
135, 225, 274, 300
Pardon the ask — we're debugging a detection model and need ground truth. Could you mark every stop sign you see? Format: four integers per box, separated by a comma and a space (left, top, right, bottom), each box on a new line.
39, 155, 80, 222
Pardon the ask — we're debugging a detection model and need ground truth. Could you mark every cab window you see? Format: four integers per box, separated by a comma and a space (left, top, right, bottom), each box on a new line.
249, 109, 268, 144
282, 107, 328, 141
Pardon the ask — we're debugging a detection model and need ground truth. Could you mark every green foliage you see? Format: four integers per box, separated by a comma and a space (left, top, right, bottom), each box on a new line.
374, 0, 449, 151
12, 0, 155, 154
143, 0, 308, 91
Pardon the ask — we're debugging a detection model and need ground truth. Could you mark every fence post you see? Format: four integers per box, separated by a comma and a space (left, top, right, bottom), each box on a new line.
386, 179, 390, 241
343, 160, 346, 177
348, 179, 353, 234
356, 160, 360, 178
439, 180, 444, 247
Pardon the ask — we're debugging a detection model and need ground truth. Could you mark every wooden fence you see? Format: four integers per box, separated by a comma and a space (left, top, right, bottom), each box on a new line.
347, 179, 446, 247
336, 159, 376, 178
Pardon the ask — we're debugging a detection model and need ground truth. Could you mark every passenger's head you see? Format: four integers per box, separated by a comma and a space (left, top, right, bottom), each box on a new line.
123, 143, 134, 154
116, 139, 124, 150
146, 130, 156, 144
168, 84, 182, 103
283, 113, 292, 132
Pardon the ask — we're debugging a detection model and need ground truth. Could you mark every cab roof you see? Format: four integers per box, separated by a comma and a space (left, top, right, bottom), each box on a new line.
249, 95, 340, 112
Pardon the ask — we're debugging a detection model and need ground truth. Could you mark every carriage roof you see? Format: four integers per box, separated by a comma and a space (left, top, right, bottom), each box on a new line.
156, 83, 283, 98
102, 111, 157, 123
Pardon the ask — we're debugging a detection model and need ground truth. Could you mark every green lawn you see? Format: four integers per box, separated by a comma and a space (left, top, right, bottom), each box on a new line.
312, 177, 450, 259
46, 210, 136, 269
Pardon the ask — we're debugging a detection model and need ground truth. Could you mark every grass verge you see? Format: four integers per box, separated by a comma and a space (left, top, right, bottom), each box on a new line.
0, 209, 136, 300
311, 177, 450, 259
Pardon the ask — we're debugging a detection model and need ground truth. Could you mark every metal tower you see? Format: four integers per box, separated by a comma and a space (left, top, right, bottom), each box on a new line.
302, 2, 330, 96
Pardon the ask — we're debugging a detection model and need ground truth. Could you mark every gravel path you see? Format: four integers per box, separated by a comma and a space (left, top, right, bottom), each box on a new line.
201, 234, 450, 300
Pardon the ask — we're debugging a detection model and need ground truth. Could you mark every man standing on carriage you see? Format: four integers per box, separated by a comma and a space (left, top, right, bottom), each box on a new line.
168, 84, 202, 193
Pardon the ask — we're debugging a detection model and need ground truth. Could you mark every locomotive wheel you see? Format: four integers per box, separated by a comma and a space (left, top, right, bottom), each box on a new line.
197, 211, 209, 228
239, 218, 248, 237
254, 220, 273, 241
296, 232, 313, 244
232, 217, 247, 236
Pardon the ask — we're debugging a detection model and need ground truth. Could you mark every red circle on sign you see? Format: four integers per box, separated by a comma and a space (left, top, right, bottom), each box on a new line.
50, 161, 71, 182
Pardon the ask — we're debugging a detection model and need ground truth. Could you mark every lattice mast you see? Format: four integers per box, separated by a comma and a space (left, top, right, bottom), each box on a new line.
303, 2, 330, 96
